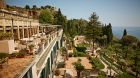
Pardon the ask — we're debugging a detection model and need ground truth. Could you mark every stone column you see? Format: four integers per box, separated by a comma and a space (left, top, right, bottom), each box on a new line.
28, 28, 30, 37
2, 14, 6, 33
17, 26, 20, 39
27, 26, 29, 38
34, 27, 36, 35
22, 26, 24, 38
3, 26, 6, 33
32, 27, 34, 35
34, 27, 36, 34
13, 26, 18, 40
24, 27, 28, 38
37, 26, 39, 34
19, 26, 23, 39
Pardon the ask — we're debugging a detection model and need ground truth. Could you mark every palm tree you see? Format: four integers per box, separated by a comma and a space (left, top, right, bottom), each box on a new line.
73, 59, 85, 78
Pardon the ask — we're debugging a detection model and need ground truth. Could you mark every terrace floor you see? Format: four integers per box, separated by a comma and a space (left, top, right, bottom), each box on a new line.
65, 57, 92, 77
0, 55, 33, 78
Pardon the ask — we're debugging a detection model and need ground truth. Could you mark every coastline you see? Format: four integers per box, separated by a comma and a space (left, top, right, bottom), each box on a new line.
112, 26, 140, 40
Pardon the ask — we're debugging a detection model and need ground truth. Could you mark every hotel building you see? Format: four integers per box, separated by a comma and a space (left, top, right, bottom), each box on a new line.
0, 8, 63, 78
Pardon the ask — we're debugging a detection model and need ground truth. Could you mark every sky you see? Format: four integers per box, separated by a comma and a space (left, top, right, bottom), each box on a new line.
5, 0, 140, 27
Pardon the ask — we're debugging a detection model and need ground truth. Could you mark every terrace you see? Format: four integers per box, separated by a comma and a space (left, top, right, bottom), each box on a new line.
0, 26, 62, 78
0, 55, 34, 78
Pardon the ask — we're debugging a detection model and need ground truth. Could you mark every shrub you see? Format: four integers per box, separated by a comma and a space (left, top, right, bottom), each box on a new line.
116, 73, 135, 78
60, 47, 67, 55
28, 44, 35, 54
8, 53, 17, 58
0, 32, 13, 40
69, 53, 73, 57
73, 52, 86, 57
103, 54, 114, 63
75, 47, 87, 53
0, 53, 9, 69
41, 38, 47, 42
87, 54, 92, 60
77, 43, 90, 47
57, 62, 65, 68
19, 49, 29, 54
16, 52, 26, 58
97, 75, 106, 78
20, 40, 26, 45
89, 58, 105, 69
73, 47, 87, 57
98, 71, 106, 76
28, 44, 35, 49
0, 53, 8, 59
55, 69, 60, 76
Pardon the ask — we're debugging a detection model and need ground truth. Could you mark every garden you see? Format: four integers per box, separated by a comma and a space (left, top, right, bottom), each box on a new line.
89, 57, 105, 70
69, 46, 87, 57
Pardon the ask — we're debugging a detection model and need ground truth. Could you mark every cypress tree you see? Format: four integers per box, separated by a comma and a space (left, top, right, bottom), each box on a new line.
122, 29, 127, 37
107, 23, 113, 43
102, 23, 113, 44
25, 5, 30, 9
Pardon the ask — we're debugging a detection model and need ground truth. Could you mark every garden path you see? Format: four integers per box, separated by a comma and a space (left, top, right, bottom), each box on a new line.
94, 47, 117, 76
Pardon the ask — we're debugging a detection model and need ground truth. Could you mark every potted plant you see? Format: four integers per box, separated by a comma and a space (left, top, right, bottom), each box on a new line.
28, 44, 35, 54
41, 38, 45, 42
8, 53, 17, 59
55, 69, 60, 76
16, 52, 26, 58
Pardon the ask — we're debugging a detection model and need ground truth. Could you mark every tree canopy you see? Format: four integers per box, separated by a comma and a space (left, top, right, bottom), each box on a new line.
85, 12, 102, 51
102, 23, 113, 44
73, 59, 85, 78
122, 35, 139, 46
39, 9, 54, 24
123, 29, 127, 37
25, 5, 30, 9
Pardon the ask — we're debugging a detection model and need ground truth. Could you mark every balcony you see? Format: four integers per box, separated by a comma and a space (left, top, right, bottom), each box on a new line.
0, 25, 62, 78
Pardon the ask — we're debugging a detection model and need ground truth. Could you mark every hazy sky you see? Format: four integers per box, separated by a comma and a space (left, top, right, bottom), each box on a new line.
5, 0, 140, 27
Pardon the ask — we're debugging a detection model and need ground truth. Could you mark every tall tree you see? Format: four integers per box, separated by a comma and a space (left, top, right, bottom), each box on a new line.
122, 35, 138, 46
54, 8, 64, 24
32, 5, 37, 10
25, 5, 30, 10
40, 6, 44, 9
39, 9, 54, 24
122, 35, 138, 58
54, 8, 67, 32
107, 23, 113, 43
102, 23, 113, 44
122, 29, 127, 38
85, 12, 102, 53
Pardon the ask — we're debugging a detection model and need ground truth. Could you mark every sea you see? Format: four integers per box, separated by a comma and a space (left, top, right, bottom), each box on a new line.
112, 26, 140, 40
